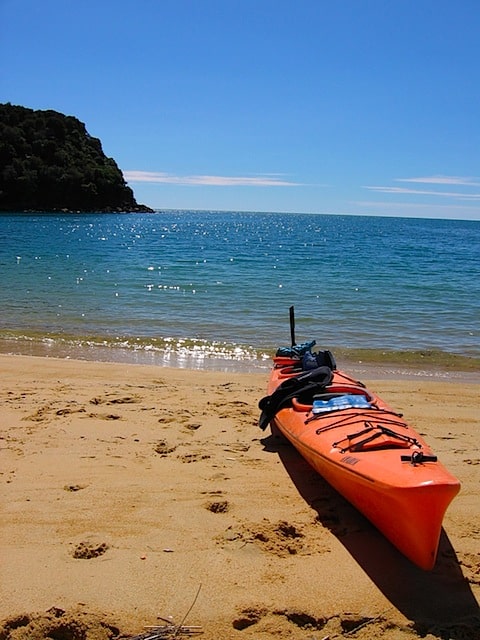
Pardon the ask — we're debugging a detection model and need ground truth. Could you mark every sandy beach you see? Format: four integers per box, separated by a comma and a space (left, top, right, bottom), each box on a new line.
1, 354, 479, 639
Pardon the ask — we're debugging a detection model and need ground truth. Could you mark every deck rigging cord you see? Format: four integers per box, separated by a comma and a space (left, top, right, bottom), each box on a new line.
305, 407, 406, 430
332, 421, 422, 453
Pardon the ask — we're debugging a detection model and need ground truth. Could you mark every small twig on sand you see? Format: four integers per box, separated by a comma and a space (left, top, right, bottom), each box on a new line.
128, 585, 203, 639
129, 624, 203, 639
174, 584, 202, 637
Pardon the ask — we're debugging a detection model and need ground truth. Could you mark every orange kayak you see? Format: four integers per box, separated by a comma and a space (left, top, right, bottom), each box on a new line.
259, 351, 460, 570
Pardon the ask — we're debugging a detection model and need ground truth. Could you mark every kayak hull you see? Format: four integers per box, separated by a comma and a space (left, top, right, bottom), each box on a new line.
267, 360, 460, 570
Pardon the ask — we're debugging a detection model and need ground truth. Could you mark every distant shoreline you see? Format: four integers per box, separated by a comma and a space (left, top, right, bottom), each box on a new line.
0, 206, 153, 214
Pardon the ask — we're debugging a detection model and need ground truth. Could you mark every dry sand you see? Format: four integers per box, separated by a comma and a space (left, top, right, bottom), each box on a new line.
0, 354, 479, 639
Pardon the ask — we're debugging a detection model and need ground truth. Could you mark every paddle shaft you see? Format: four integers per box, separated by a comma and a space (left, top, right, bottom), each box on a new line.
289, 305, 296, 346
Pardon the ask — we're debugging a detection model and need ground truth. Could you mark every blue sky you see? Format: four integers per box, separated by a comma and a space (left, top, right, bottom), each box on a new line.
2, 0, 480, 220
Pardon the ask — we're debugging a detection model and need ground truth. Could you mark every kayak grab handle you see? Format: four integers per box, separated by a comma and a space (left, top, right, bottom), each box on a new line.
401, 452, 438, 465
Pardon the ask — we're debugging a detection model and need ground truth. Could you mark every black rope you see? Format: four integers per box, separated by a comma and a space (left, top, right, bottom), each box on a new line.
333, 422, 422, 453
308, 409, 407, 434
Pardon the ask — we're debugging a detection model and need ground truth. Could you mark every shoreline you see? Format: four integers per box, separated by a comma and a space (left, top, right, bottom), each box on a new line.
0, 338, 479, 383
1, 353, 479, 639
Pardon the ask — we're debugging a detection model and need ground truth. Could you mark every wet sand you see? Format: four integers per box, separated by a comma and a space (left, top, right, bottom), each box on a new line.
0, 354, 479, 639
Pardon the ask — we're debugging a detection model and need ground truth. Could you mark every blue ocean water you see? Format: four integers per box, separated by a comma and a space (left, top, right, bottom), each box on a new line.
0, 211, 478, 370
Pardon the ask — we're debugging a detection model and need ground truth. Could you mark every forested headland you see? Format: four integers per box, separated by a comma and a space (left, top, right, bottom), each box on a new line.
0, 103, 152, 212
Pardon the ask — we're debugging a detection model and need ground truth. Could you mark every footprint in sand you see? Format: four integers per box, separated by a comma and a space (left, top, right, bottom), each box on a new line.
87, 412, 122, 420
205, 500, 230, 513
153, 439, 177, 456
63, 484, 87, 492
275, 609, 328, 631
0, 608, 120, 639
232, 607, 268, 630
55, 406, 86, 416
219, 519, 329, 556
90, 394, 141, 405
232, 607, 401, 637
24, 402, 86, 423
157, 414, 176, 424
459, 552, 480, 585
70, 538, 109, 559
179, 452, 211, 463
232, 607, 327, 632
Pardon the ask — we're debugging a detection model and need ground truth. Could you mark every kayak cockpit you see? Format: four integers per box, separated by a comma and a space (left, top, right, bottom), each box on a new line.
291, 385, 375, 412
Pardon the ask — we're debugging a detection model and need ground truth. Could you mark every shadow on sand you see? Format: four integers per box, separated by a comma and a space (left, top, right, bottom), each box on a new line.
261, 433, 480, 637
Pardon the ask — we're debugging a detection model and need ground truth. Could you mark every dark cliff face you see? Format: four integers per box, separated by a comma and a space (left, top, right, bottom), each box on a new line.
0, 103, 153, 212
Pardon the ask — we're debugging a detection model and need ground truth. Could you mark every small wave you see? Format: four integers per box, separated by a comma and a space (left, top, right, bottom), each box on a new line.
0, 330, 478, 380
0, 331, 272, 372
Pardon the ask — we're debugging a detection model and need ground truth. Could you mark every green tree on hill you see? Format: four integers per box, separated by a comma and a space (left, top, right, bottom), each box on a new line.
0, 103, 152, 212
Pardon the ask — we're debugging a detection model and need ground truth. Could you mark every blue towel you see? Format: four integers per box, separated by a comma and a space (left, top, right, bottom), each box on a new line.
312, 395, 371, 414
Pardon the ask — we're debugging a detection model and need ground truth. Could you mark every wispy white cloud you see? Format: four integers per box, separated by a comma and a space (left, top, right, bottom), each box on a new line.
363, 185, 480, 200
124, 170, 301, 187
355, 200, 480, 211
396, 175, 480, 186
363, 175, 480, 200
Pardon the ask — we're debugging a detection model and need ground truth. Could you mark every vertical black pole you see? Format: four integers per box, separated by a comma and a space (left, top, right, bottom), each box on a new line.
289, 306, 296, 346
